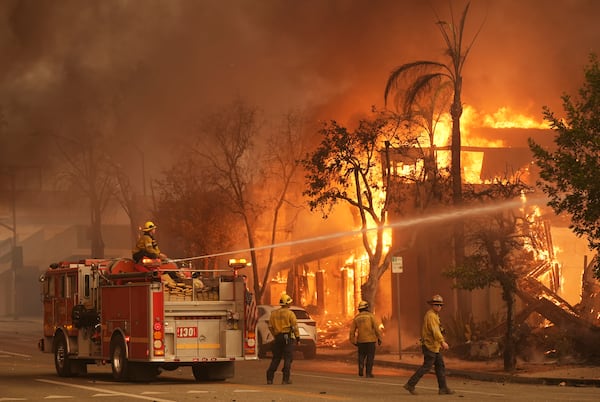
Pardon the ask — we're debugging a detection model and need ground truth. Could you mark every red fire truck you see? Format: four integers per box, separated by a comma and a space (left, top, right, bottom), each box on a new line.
38, 257, 258, 381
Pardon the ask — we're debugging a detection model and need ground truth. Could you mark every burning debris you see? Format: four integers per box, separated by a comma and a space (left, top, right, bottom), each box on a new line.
316, 318, 353, 349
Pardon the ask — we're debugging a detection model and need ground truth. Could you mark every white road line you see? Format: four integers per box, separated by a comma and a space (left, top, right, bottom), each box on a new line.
35, 379, 175, 402
92, 394, 123, 398
0, 351, 32, 358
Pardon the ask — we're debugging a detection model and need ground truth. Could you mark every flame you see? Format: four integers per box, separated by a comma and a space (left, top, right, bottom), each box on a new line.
412, 105, 548, 185
481, 107, 549, 129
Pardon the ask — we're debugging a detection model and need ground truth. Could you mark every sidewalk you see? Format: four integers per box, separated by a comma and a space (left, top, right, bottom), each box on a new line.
317, 346, 600, 387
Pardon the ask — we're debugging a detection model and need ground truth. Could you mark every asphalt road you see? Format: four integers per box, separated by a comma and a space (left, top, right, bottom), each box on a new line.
2, 319, 600, 401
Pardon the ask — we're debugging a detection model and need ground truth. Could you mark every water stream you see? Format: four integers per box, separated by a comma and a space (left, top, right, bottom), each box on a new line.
172, 194, 549, 263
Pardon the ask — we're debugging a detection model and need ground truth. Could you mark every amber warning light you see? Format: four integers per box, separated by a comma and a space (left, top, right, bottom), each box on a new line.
228, 258, 251, 269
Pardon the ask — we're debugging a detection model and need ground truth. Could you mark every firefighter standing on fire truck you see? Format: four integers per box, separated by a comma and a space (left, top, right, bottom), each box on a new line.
266, 293, 299, 385
132, 221, 167, 263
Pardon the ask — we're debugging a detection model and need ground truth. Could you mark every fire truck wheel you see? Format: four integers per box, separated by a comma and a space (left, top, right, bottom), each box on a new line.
192, 362, 232, 381
129, 363, 159, 382
192, 364, 208, 381
54, 336, 75, 377
110, 335, 129, 381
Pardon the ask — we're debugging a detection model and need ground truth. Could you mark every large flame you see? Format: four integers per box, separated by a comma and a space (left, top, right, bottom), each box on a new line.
414, 105, 547, 184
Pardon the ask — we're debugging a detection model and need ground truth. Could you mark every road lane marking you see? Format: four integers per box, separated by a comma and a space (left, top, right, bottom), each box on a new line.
35, 379, 175, 402
0, 351, 31, 358
92, 394, 124, 398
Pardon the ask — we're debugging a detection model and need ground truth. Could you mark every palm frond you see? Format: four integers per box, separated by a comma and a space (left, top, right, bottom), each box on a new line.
384, 61, 447, 107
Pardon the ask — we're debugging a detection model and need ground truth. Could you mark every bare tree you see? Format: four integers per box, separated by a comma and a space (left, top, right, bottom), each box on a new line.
153, 159, 239, 262
193, 100, 305, 303
52, 129, 117, 258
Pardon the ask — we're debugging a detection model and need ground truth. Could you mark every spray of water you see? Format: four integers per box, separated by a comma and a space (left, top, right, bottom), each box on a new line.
171, 194, 549, 263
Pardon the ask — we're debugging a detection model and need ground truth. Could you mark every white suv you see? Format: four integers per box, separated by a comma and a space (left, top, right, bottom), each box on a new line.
256, 305, 317, 359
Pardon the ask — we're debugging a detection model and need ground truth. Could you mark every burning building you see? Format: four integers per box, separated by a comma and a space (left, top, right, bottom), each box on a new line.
269, 113, 599, 358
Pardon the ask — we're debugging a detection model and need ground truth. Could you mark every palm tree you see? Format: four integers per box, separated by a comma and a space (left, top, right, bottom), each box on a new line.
384, 1, 481, 207
384, 2, 482, 313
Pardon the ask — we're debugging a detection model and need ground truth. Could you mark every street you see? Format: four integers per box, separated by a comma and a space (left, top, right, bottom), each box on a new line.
1, 319, 600, 401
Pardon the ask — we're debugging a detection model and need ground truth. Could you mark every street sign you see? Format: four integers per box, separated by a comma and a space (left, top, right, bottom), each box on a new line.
392, 256, 403, 273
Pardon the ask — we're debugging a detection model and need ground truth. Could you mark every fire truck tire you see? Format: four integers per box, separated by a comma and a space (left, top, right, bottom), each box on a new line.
54, 336, 75, 377
110, 335, 129, 381
192, 362, 233, 381
128, 363, 159, 382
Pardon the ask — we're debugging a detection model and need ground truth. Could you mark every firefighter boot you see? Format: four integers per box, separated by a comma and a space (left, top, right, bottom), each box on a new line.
358, 362, 364, 377
282, 373, 292, 385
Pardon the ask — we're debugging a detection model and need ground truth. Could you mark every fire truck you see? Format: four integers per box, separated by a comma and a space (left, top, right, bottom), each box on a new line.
38, 257, 258, 381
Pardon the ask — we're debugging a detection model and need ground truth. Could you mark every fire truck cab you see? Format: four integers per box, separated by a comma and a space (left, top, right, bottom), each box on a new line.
38, 257, 257, 382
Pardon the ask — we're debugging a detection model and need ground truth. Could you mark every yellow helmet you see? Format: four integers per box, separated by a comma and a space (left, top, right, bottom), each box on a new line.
358, 300, 369, 311
143, 221, 157, 232
279, 294, 293, 306
428, 294, 444, 305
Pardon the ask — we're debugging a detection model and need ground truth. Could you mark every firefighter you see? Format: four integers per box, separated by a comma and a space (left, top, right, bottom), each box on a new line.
403, 294, 454, 395
349, 300, 382, 378
266, 293, 299, 385
132, 221, 167, 263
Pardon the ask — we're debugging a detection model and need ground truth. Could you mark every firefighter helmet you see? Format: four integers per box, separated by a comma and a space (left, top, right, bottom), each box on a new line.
143, 221, 157, 232
279, 294, 293, 306
428, 294, 444, 305
358, 300, 369, 311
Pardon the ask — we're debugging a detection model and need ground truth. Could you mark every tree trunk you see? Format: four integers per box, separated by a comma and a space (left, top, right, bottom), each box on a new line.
361, 262, 381, 311
450, 83, 470, 317
503, 289, 517, 372
90, 203, 104, 258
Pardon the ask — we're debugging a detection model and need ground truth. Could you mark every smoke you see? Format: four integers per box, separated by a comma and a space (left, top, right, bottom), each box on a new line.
0, 0, 598, 182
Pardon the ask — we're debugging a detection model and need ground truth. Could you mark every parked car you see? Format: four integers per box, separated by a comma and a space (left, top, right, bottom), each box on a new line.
256, 304, 317, 359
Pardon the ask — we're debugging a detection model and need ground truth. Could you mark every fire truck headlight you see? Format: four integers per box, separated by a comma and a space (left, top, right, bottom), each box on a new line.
153, 339, 163, 349
246, 338, 255, 347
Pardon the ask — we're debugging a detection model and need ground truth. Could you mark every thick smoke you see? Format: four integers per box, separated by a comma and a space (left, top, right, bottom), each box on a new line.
0, 0, 598, 194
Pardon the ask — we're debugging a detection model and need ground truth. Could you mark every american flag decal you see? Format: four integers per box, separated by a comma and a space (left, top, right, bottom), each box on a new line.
245, 291, 258, 332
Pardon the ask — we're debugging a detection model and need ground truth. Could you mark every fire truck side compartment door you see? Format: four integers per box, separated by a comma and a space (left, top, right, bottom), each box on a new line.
175, 319, 220, 358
